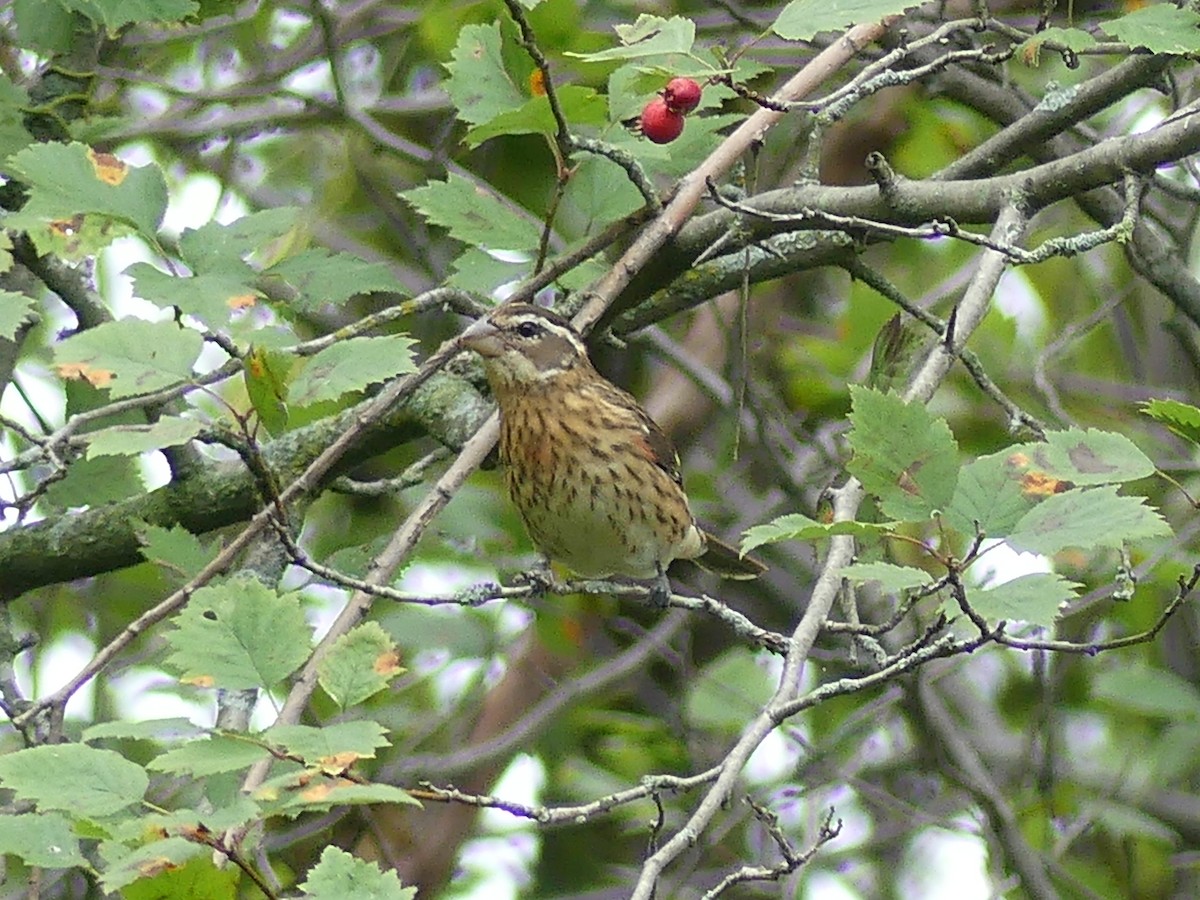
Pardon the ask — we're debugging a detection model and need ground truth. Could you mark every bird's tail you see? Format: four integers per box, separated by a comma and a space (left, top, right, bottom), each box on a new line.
695, 530, 766, 580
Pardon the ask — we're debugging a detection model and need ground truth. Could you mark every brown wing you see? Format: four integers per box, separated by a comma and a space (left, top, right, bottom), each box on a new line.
630, 403, 685, 486
583, 376, 684, 486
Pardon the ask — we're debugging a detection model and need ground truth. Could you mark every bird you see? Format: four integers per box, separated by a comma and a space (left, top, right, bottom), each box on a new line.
460, 303, 765, 605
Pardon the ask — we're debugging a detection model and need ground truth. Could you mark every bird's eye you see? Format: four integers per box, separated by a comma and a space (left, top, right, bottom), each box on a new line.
515, 321, 542, 338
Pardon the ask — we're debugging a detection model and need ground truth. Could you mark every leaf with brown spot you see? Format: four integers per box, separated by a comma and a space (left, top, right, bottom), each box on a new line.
88, 148, 128, 186
55, 361, 115, 388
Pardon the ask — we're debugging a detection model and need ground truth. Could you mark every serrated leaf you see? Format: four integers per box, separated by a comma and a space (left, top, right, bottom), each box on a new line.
401, 174, 542, 251
42, 453, 141, 508
1093, 662, 1200, 719
448, 247, 530, 294
165, 578, 312, 690
565, 14, 695, 61
0, 290, 37, 340
266, 776, 419, 814
6, 141, 167, 241
965, 572, 1079, 628
130, 263, 261, 328
53, 319, 203, 399
1009, 429, 1156, 486
0, 813, 86, 868
83, 717, 205, 743
147, 735, 272, 776
773, 0, 923, 40
289, 335, 418, 407
684, 649, 775, 732
465, 85, 607, 147
245, 344, 293, 435
444, 23, 526, 126
58, 0, 199, 31
137, 523, 219, 579
300, 846, 416, 900
0, 744, 147, 817
1007, 486, 1171, 556
178, 207, 301, 273
318, 622, 403, 709
840, 562, 934, 593
1142, 398, 1200, 446
741, 513, 900, 554
944, 453, 1038, 537
1100, 5, 1200, 54
262, 249, 399, 310
266, 721, 391, 763
84, 416, 204, 459
846, 386, 960, 520
98, 836, 206, 892
114, 853, 240, 900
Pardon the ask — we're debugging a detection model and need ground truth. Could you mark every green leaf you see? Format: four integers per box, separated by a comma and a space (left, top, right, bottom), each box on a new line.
178, 206, 301, 273
244, 344, 293, 435
0, 73, 33, 160
13, 0, 74, 53
137, 523, 219, 580
83, 717, 205, 743
846, 386, 960, 521
0, 812, 87, 868
5, 141, 168, 243
273, 778, 419, 814
0, 744, 147, 817
1100, 5, 1200, 54
1007, 486, 1171, 555
1142, 398, 1200, 446
448, 247, 530, 294
42, 453, 141, 508
262, 249, 399, 311
300, 846, 416, 900
0, 290, 37, 340
53, 319, 203, 399
565, 14, 695, 61
147, 735, 272, 776
965, 573, 1079, 628
289, 335, 418, 407
944, 453, 1038, 537
401, 174, 542, 251
99, 836, 206, 892
165, 578, 313, 690
84, 416, 204, 459
119, 853, 240, 900
1093, 662, 1200, 720
840, 562, 934, 593
58, 0, 199, 31
266, 721, 391, 763
129, 263, 262, 328
465, 85, 607, 147
684, 649, 775, 732
773, 0, 923, 41
318, 622, 403, 710
1009, 429, 1157, 486
444, 23, 526, 126
741, 513, 900, 554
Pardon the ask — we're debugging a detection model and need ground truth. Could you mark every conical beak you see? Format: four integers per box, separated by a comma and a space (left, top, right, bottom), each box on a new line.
461, 317, 504, 358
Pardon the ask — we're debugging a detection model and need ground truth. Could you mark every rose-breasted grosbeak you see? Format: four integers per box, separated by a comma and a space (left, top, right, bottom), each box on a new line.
461, 304, 765, 603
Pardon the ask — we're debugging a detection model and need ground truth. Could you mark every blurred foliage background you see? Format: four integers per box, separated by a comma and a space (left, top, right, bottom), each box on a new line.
3, 0, 1200, 897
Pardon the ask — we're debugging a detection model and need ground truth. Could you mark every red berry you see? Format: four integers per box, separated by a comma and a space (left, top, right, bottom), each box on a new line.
640, 97, 684, 144
663, 77, 702, 114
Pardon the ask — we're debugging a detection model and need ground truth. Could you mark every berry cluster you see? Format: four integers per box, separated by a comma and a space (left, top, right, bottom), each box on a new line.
639, 77, 703, 144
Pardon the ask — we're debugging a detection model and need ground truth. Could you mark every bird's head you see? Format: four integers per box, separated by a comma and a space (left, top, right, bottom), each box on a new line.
461, 304, 591, 392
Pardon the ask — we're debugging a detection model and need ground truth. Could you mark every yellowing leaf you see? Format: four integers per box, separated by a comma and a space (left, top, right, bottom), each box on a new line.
88, 148, 128, 185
